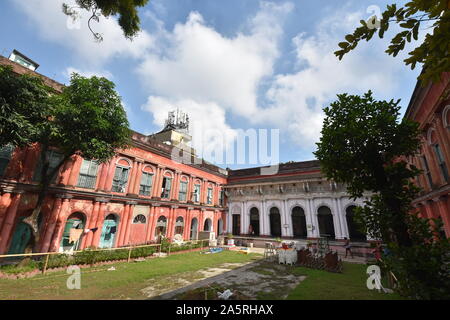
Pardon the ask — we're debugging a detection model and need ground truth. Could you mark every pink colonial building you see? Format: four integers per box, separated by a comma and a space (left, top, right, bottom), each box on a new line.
0, 53, 227, 255
406, 72, 450, 237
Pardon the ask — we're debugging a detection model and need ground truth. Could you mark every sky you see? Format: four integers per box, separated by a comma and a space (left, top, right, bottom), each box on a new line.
0, 0, 423, 169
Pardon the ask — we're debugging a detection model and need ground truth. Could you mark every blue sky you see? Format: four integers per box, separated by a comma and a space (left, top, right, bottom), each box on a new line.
0, 0, 422, 169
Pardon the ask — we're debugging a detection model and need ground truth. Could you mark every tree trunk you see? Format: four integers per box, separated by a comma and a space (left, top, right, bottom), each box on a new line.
22, 145, 71, 252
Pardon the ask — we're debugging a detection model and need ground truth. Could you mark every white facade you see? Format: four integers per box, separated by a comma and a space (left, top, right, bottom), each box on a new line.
226, 180, 369, 240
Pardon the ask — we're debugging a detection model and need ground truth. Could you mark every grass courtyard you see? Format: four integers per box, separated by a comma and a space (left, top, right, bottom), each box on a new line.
0, 251, 405, 300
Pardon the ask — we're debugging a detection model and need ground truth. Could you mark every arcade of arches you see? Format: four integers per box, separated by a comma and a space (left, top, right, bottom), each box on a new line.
227, 198, 369, 241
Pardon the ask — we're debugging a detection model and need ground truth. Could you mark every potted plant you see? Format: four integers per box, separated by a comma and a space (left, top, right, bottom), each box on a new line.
227, 233, 235, 246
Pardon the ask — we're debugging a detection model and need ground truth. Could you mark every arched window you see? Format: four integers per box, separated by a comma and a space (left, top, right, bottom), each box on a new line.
292, 206, 307, 238
133, 214, 147, 224
60, 212, 86, 252
161, 171, 173, 199
249, 207, 260, 236
190, 218, 198, 240
174, 216, 184, 235
203, 218, 212, 232
317, 206, 335, 239
346, 206, 366, 241
155, 216, 167, 242
269, 207, 281, 237
112, 159, 131, 193
139, 166, 154, 196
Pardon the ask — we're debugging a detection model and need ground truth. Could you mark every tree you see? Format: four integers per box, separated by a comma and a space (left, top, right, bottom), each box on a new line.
63, 0, 150, 41
0, 66, 50, 148
314, 91, 450, 299
15, 73, 131, 247
335, 1, 450, 83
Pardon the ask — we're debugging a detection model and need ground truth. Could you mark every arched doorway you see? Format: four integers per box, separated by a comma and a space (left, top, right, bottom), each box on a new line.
249, 207, 260, 236
8, 213, 43, 254
203, 218, 212, 231
346, 206, 366, 241
317, 206, 335, 239
174, 216, 184, 236
155, 216, 167, 243
60, 212, 86, 252
292, 206, 307, 238
190, 218, 198, 240
269, 207, 281, 237
99, 214, 118, 248
8, 220, 33, 254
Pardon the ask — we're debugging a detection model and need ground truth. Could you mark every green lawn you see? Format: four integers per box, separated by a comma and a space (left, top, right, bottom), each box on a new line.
287, 262, 406, 300
0, 251, 261, 300
0, 252, 406, 300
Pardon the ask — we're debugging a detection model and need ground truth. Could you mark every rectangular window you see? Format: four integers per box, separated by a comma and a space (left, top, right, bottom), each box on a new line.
434, 144, 449, 182
33, 150, 64, 183
77, 159, 99, 189
161, 177, 172, 199
193, 184, 201, 202
207, 187, 213, 205
139, 172, 153, 196
0, 145, 14, 176
219, 189, 225, 206
111, 166, 129, 193
421, 155, 433, 188
178, 181, 188, 201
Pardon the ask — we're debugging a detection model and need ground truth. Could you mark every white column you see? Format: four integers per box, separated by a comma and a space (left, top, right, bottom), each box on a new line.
332, 198, 343, 239
282, 199, 291, 237
260, 200, 265, 236
227, 203, 233, 234
337, 198, 349, 238
241, 201, 246, 235
306, 198, 316, 238
310, 199, 320, 237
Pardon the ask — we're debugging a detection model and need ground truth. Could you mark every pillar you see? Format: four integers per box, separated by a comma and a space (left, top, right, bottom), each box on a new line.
145, 205, 155, 243
82, 201, 100, 249
66, 155, 83, 187
117, 204, 130, 246
48, 196, 72, 252
91, 201, 108, 248
123, 201, 136, 246
0, 192, 13, 231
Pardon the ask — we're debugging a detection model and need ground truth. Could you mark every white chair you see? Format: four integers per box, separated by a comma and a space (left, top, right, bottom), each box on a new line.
285, 249, 297, 265
278, 249, 286, 264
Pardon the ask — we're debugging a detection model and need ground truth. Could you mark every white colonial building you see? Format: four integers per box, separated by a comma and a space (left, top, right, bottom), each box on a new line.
225, 161, 369, 241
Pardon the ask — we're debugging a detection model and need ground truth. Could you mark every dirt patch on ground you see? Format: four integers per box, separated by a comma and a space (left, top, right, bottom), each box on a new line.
143, 259, 306, 300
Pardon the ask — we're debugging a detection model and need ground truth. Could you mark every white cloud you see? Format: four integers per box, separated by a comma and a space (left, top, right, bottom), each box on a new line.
12, 0, 152, 67
63, 67, 113, 80
137, 2, 293, 118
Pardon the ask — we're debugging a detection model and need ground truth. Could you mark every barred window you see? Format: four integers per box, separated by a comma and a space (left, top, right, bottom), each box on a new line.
77, 159, 99, 189
433, 144, 449, 182
219, 189, 225, 206
139, 172, 153, 196
33, 150, 64, 182
193, 184, 201, 202
207, 187, 213, 204
178, 181, 188, 201
161, 177, 172, 199
0, 145, 14, 176
111, 165, 130, 193
421, 155, 433, 188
